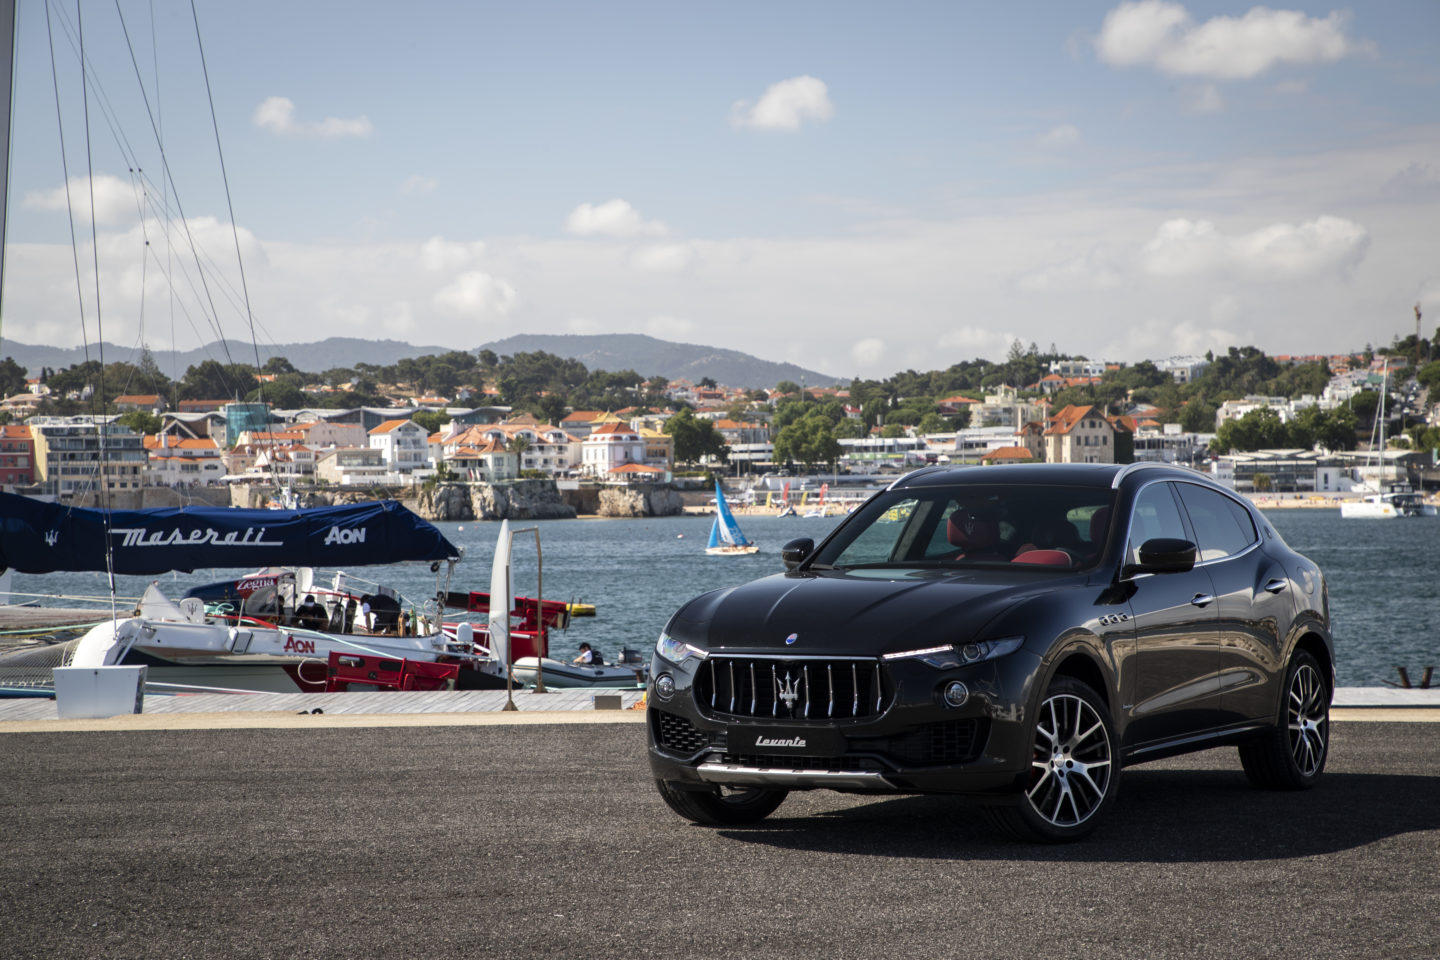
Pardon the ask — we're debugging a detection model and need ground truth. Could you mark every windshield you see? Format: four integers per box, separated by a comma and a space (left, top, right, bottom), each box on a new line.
811, 483, 1115, 571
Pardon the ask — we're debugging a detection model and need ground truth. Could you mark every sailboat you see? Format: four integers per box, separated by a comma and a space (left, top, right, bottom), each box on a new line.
1340, 361, 1437, 519
706, 480, 759, 555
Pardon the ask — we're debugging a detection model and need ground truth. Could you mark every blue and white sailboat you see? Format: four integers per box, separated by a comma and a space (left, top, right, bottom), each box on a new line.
706, 481, 759, 556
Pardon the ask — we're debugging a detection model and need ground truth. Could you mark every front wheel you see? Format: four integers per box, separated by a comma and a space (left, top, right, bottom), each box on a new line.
985, 677, 1119, 842
1238, 649, 1329, 790
655, 780, 788, 825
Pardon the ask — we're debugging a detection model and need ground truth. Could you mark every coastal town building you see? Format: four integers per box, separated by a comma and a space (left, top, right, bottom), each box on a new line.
314, 447, 388, 485
0, 424, 35, 489
143, 435, 225, 487
1154, 356, 1211, 383
446, 437, 518, 483
581, 421, 646, 479
368, 419, 431, 474
114, 393, 166, 413
28, 415, 148, 498
1041, 405, 1125, 465
1209, 450, 1353, 494
1130, 423, 1214, 466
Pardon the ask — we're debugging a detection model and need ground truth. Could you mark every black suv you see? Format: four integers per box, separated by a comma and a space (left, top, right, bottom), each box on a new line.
647, 463, 1332, 841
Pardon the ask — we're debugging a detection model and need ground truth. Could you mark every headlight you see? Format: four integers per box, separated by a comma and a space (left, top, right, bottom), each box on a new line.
656, 630, 708, 665
882, 635, 1023, 668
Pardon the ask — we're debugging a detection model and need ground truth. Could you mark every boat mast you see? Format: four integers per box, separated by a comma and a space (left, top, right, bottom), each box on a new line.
0, 0, 15, 337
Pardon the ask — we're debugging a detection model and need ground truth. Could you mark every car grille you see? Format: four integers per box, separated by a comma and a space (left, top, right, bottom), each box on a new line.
652, 710, 709, 755
695, 656, 890, 720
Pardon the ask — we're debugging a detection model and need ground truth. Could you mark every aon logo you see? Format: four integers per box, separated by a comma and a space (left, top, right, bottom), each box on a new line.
324, 526, 367, 545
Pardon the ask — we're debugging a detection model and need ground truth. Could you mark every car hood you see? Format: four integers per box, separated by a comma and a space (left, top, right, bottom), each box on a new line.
667, 569, 1069, 657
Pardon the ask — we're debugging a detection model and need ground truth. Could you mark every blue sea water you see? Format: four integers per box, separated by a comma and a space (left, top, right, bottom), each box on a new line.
10, 509, 1436, 688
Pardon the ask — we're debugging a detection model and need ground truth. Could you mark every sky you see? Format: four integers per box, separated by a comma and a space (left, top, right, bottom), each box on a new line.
2, 0, 1438, 382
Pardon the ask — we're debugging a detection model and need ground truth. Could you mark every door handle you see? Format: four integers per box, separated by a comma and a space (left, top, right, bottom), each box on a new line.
1190, 593, 1215, 607
1263, 578, 1288, 594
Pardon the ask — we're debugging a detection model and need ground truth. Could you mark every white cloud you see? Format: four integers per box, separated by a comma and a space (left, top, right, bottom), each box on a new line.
1038, 124, 1081, 148
1017, 246, 1123, 291
432, 271, 516, 318
646, 315, 696, 339
564, 316, 604, 335
1140, 215, 1370, 279
1094, 2, 1368, 80
420, 236, 476, 272
1182, 84, 1224, 114
564, 199, 668, 238
401, 174, 438, 195
1381, 161, 1440, 200
23, 174, 140, 226
850, 338, 886, 368
252, 96, 373, 138
630, 243, 697, 273
731, 75, 835, 131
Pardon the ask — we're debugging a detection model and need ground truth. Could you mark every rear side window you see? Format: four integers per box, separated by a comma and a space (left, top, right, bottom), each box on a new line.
1175, 483, 1255, 561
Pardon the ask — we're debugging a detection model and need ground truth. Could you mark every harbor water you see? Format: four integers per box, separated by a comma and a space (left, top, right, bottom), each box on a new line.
9, 509, 1435, 688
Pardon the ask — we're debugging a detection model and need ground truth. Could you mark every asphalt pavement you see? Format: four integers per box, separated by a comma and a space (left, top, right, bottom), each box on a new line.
1, 720, 1437, 960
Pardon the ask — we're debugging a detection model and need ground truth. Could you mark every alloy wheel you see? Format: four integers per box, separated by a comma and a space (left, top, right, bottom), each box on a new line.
1287, 662, 1327, 777
1026, 692, 1113, 828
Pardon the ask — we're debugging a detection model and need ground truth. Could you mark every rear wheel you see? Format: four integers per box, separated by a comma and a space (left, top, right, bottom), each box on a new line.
655, 779, 788, 825
1239, 650, 1329, 790
986, 677, 1119, 842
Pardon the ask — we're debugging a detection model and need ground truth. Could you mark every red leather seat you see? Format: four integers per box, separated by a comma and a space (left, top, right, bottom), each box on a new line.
1012, 549, 1073, 566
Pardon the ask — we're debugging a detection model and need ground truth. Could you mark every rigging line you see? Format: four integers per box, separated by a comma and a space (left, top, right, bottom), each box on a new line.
45, 1, 147, 186
188, 1, 265, 395
149, 0, 177, 386
0, 0, 13, 350
78, 1, 119, 622
44, 0, 90, 374
111, 2, 240, 380
189, 0, 286, 496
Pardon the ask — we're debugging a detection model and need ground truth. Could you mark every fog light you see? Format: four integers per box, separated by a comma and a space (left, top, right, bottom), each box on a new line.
943, 681, 969, 708
654, 673, 675, 701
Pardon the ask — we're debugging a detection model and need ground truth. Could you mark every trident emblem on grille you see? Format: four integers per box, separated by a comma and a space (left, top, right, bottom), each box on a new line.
778, 671, 800, 713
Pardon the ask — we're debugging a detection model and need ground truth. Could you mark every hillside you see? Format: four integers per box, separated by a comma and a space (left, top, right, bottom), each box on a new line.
2, 333, 842, 391
0, 337, 457, 378
476, 333, 840, 389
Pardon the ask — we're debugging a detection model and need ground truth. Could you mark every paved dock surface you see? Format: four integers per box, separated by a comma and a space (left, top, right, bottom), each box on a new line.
1, 720, 1436, 960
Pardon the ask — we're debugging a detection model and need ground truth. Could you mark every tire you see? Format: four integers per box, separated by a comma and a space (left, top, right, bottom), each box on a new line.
654, 779, 788, 826
1239, 650, 1329, 790
985, 676, 1119, 842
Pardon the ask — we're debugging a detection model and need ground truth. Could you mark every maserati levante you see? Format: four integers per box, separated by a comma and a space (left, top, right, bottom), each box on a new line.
647, 463, 1332, 841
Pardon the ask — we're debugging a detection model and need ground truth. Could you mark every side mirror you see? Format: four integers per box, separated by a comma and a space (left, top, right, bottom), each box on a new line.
781, 537, 815, 571
1124, 537, 1197, 576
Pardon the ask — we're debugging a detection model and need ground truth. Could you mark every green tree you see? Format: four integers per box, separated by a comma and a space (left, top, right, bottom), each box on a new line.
115, 410, 162, 435
0, 357, 27, 398
1211, 408, 1288, 453
664, 408, 729, 464
772, 412, 841, 469
411, 410, 449, 434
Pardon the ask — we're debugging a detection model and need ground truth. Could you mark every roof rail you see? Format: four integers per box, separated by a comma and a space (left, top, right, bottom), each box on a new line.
1110, 461, 1173, 489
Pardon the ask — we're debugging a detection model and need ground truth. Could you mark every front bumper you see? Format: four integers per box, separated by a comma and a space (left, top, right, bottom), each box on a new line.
646, 648, 1041, 796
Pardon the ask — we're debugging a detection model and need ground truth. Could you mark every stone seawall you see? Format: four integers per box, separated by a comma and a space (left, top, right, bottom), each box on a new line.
596, 485, 685, 518
416, 480, 577, 521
